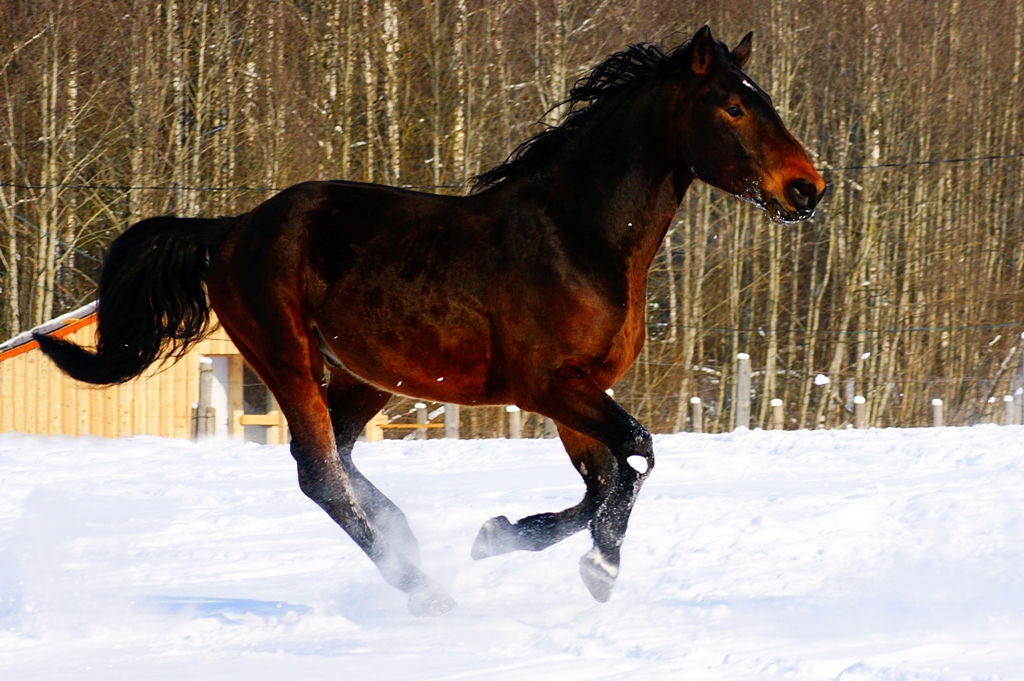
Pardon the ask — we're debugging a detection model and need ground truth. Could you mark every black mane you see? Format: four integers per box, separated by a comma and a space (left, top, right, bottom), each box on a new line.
472, 39, 712, 190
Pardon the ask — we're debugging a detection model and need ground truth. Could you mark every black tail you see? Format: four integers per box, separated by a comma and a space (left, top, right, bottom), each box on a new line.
34, 215, 235, 385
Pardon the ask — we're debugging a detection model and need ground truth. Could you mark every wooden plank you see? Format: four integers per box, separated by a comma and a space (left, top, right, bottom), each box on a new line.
59, 362, 72, 435
84, 376, 96, 436
143, 363, 157, 437
14, 353, 24, 433
104, 384, 116, 438
95, 385, 105, 438
227, 356, 244, 439
124, 381, 135, 439
46, 357, 58, 436
165, 359, 175, 438
379, 423, 445, 429
181, 355, 197, 438
239, 412, 282, 427
25, 353, 37, 435
7, 363, 15, 432
134, 378, 145, 438
165, 361, 177, 439
0, 363, 6, 431
22, 353, 33, 434
10, 357, 19, 432
78, 378, 89, 437
159, 362, 172, 437
170, 356, 185, 439
65, 326, 89, 437
48, 354, 61, 435
35, 354, 46, 435
266, 392, 281, 444
0, 363, 9, 432
119, 380, 132, 437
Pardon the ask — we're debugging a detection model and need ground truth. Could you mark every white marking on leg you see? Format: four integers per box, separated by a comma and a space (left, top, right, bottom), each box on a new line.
626, 454, 649, 475
583, 547, 618, 579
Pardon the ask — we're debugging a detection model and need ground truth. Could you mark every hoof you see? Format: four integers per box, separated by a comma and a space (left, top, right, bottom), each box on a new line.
471, 515, 518, 560
579, 547, 618, 603
407, 580, 457, 617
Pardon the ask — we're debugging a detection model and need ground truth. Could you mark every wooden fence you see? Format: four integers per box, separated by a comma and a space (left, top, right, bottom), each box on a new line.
363, 340, 1024, 441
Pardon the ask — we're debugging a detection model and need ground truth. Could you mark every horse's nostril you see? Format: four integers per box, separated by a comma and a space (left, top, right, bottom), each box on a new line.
787, 179, 817, 211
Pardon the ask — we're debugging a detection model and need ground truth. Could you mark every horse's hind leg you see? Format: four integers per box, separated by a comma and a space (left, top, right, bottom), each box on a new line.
220, 318, 454, 615
324, 368, 421, 565
471, 426, 616, 558
284, 367, 454, 615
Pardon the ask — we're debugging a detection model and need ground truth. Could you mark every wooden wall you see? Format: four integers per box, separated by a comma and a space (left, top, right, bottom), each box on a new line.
0, 313, 274, 441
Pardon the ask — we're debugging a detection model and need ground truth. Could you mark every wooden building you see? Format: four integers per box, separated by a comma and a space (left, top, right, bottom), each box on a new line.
0, 303, 289, 444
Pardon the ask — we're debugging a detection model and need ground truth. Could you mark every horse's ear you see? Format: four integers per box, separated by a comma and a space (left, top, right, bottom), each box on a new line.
732, 32, 753, 68
691, 25, 715, 75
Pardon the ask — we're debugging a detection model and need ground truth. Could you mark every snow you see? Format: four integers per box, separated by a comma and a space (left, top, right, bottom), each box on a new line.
2, 426, 1024, 680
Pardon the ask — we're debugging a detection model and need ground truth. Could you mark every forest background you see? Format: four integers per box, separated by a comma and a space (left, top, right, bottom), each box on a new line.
2, 0, 1023, 435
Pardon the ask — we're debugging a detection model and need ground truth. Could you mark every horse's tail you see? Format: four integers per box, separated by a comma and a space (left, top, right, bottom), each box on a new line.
34, 215, 236, 385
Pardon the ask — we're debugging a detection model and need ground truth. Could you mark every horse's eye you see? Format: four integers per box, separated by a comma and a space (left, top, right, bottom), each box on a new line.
726, 105, 743, 118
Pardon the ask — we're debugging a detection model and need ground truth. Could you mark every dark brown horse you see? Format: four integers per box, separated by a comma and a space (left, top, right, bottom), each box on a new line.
35, 26, 824, 615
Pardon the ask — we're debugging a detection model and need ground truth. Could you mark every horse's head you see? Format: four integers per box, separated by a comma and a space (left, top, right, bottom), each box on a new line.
679, 26, 826, 223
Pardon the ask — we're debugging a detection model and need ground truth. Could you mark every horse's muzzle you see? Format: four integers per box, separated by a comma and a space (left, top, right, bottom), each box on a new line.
787, 178, 822, 212
768, 179, 827, 223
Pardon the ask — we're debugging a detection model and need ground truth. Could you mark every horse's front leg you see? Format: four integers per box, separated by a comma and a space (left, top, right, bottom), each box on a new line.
577, 417, 652, 602
553, 384, 653, 602
475, 374, 653, 602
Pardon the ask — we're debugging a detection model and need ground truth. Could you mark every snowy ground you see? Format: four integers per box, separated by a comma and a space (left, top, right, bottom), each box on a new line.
2, 426, 1024, 680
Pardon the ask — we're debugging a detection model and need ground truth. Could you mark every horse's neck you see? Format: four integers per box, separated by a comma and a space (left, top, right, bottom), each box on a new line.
540, 85, 692, 273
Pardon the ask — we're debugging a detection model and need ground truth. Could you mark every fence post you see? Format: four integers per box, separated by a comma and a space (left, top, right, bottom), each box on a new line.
415, 402, 428, 440
1018, 332, 1024, 421
1004, 395, 1016, 426
193, 357, 215, 440
931, 398, 943, 427
734, 353, 751, 430
853, 395, 866, 429
506, 405, 521, 439
365, 412, 387, 443
770, 398, 784, 430
543, 417, 558, 438
444, 403, 459, 439
690, 396, 703, 433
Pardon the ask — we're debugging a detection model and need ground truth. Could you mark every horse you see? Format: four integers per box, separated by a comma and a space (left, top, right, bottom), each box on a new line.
35, 26, 825, 615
